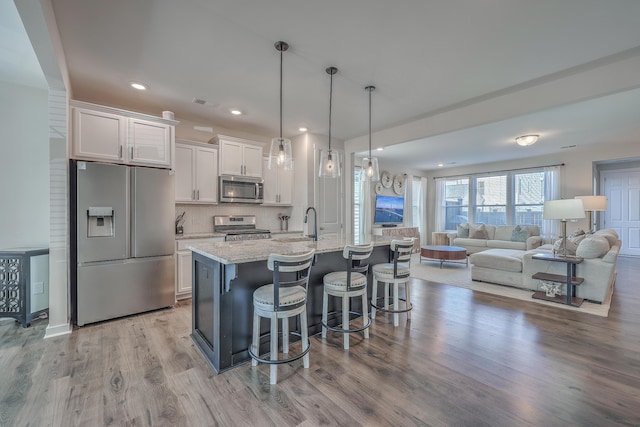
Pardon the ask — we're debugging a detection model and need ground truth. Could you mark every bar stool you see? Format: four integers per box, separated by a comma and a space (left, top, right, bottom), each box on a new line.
321, 243, 374, 350
248, 249, 315, 385
371, 239, 414, 327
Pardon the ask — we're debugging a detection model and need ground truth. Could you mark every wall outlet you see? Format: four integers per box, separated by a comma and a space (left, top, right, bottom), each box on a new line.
33, 281, 44, 294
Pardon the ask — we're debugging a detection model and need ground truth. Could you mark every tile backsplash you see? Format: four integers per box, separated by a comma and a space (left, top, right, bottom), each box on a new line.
175, 204, 294, 234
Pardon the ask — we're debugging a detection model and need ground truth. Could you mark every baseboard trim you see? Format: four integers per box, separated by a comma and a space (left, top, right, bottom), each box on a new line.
44, 322, 72, 339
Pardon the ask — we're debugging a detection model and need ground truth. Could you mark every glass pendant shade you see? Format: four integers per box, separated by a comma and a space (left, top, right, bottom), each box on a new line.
268, 137, 292, 170
319, 149, 340, 178
361, 156, 380, 181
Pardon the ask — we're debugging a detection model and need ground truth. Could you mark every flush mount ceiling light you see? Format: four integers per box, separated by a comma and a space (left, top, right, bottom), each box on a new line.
268, 41, 293, 171
319, 66, 340, 178
515, 134, 539, 146
130, 82, 147, 90
361, 85, 380, 182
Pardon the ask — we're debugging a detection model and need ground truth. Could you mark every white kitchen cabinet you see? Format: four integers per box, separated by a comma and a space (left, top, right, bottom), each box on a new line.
262, 157, 293, 205
215, 135, 264, 178
175, 236, 224, 299
71, 100, 177, 168
175, 140, 218, 203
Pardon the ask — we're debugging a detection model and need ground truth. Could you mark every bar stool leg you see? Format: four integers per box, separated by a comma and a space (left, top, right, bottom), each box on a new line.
300, 308, 310, 369
282, 318, 289, 354
321, 290, 329, 339
342, 295, 350, 350
362, 292, 369, 339
393, 282, 399, 327
251, 312, 260, 367
371, 278, 378, 319
384, 282, 390, 312
270, 315, 278, 385
406, 282, 412, 321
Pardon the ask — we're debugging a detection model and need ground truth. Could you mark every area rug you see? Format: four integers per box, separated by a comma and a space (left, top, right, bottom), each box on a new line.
410, 254, 612, 317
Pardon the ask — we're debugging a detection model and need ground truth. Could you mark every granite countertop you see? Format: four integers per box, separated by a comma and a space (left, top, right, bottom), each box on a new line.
188, 235, 393, 265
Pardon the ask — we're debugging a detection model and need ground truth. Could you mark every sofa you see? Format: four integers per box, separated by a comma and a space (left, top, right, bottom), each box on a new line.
446, 223, 543, 254
469, 229, 620, 303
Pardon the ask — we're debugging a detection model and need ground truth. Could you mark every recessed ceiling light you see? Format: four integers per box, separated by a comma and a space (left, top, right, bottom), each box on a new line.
298, 127, 308, 132
437, 163, 444, 167
376, 147, 384, 151
130, 82, 147, 90
230, 109, 242, 115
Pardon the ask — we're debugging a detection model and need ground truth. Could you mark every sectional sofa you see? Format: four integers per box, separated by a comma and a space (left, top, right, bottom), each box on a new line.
469, 229, 620, 303
447, 224, 543, 254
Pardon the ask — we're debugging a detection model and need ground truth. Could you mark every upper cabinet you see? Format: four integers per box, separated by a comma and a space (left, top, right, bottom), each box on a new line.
175, 140, 218, 204
215, 135, 264, 178
71, 100, 177, 168
262, 157, 293, 205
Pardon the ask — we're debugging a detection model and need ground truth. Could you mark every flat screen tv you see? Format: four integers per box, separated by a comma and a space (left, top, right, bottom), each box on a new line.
374, 195, 404, 225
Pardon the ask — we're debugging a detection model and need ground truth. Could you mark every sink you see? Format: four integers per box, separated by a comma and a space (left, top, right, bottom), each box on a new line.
272, 236, 314, 243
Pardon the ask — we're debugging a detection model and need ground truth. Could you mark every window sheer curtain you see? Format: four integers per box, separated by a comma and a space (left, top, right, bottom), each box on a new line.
434, 177, 446, 232
542, 165, 561, 243
358, 177, 372, 243
411, 176, 427, 245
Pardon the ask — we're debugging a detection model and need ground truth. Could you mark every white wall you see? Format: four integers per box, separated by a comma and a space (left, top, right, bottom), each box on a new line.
0, 81, 49, 248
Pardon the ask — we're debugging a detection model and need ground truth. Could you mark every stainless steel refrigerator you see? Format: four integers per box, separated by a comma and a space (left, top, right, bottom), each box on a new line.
71, 160, 175, 326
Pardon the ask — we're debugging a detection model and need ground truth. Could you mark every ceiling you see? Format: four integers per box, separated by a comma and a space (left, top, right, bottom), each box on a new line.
13, 0, 640, 170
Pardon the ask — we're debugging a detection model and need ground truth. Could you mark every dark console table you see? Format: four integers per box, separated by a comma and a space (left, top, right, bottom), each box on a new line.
0, 247, 49, 327
531, 253, 584, 307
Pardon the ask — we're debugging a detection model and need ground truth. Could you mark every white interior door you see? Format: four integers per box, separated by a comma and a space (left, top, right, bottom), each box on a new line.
317, 149, 343, 238
601, 168, 640, 256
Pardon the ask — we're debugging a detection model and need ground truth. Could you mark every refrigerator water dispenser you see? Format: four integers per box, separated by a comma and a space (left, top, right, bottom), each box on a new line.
87, 207, 114, 237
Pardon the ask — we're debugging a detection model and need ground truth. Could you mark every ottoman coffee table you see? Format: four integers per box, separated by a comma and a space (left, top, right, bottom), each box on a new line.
420, 245, 468, 268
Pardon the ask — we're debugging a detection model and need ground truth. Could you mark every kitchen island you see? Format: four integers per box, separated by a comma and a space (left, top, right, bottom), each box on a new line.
188, 235, 393, 373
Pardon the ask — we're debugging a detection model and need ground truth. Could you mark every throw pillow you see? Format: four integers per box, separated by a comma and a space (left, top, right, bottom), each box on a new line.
553, 238, 578, 256
568, 234, 587, 246
510, 225, 530, 242
569, 229, 585, 238
457, 223, 469, 238
469, 223, 488, 239
576, 235, 610, 259
594, 230, 618, 247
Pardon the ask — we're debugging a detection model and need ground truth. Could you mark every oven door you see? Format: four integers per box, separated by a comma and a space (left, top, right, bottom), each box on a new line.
219, 175, 264, 203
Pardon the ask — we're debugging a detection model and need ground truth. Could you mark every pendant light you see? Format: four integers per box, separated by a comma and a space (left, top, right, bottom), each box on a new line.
319, 66, 340, 178
268, 41, 293, 170
361, 85, 380, 181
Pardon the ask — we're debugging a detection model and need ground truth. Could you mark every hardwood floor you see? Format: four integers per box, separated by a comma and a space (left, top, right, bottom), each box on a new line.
1, 256, 639, 426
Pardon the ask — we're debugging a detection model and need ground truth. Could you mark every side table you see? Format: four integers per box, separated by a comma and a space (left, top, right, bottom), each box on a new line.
531, 253, 584, 307
0, 247, 49, 327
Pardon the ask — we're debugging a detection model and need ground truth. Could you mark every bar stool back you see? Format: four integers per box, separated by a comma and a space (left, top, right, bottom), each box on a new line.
371, 239, 414, 327
321, 243, 374, 350
249, 249, 315, 384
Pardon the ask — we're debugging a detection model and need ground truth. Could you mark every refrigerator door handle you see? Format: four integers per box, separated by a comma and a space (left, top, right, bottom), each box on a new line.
129, 146, 134, 160
119, 145, 123, 159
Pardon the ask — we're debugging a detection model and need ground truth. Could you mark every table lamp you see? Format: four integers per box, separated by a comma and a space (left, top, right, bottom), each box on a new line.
574, 195, 607, 233
543, 199, 585, 257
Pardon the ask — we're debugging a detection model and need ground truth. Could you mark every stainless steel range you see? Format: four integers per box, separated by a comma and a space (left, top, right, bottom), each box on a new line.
214, 215, 272, 241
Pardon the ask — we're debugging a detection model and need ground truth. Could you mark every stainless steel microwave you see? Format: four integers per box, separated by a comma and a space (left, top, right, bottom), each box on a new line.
219, 175, 264, 203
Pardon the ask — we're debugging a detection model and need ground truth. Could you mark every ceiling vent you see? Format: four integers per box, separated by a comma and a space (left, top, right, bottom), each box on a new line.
192, 97, 208, 105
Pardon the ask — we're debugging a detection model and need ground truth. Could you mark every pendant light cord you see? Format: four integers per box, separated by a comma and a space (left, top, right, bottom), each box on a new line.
328, 71, 333, 151
279, 47, 283, 142
368, 88, 372, 159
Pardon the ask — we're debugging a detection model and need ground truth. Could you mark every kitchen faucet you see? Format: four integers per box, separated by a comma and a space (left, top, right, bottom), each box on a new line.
304, 207, 318, 242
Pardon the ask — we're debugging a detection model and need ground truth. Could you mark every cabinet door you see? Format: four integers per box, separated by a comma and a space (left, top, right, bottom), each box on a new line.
174, 144, 195, 202
262, 157, 278, 204
73, 108, 126, 162
129, 118, 171, 167
243, 144, 263, 177
219, 140, 244, 175
195, 147, 218, 203
176, 250, 192, 297
278, 165, 294, 205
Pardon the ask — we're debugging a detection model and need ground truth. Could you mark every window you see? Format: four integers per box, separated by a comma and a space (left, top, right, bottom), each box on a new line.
514, 171, 544, 227
475, 175, 506, 225
437, 167, 556, 231
443, 178, 469, 230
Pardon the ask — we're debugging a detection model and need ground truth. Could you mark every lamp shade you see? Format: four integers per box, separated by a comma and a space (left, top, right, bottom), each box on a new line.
543, 199, 586, 220
575, 195, 607, 211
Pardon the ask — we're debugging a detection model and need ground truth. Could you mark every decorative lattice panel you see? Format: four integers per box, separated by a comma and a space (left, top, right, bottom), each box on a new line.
0, 257, 22, 313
